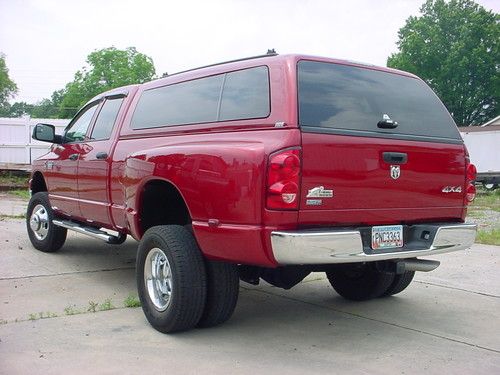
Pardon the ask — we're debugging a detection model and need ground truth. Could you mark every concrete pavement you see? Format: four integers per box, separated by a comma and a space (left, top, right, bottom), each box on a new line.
0, 217, 499, 374
0, 192, 27, 217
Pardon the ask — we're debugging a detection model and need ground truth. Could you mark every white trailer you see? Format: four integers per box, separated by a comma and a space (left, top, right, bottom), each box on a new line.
460, 125, 500, 190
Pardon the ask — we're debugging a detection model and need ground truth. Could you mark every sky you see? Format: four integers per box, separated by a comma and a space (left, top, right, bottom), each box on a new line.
1, 0, 499, 104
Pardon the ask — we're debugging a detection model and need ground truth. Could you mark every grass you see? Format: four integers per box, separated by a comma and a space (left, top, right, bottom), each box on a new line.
476, 229, 500, 246
87, 301, 99, 313
0, 171, 29, 186
467, 187, 500, 245
64, 299, 115, 315
124, 294, 141, 308
471, 188, 500, 212
0, 213, 25, 220
99, 298, 115, 311
28, 311, 58, 320
4, 298, 121, 325
10, 189, 30, 200
64, 305, 80, 316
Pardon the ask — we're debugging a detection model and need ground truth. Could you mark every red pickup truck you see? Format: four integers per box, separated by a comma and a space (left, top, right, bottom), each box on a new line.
27, 53, 477, 333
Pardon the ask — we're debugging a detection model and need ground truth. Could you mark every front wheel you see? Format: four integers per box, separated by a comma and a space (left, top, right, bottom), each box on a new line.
26, 192, 67, 252
136, 225, 207, 333
326, 263, 395, 301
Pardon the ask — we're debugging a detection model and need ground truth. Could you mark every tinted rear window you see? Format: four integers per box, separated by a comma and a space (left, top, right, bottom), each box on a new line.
131, 66, 270, 129
298, 61, 460, 140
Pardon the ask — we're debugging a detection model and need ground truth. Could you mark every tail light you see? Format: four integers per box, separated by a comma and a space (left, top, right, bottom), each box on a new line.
466, 163, 477, 182
466, 183, 476, 203
266, 148, 301, 210
465, 161, 477, 204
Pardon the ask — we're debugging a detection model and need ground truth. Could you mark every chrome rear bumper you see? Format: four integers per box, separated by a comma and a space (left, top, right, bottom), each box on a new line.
270, 223, 476, 265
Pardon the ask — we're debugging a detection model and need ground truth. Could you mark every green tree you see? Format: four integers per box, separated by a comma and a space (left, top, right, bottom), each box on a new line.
3, 90, 64, 118
59, 47, 156, 118
0, 53, 18, 116
31, 89, 65, 118
7, 102, 33, 117
387, 0, 499, 126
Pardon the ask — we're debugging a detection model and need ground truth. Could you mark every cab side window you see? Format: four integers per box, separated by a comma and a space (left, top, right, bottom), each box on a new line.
90, 98, 124, 140
130, 66, 270, 130
64, 103, 99, 143
219, 66, 270, 121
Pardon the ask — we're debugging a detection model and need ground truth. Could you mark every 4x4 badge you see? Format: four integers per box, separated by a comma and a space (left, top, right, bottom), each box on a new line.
442, 186, 462, 193
390, 165, 401, 180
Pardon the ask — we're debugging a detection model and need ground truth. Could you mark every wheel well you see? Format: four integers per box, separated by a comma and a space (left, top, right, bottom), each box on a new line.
31, 171, 47, 194
139, 180, 191, 234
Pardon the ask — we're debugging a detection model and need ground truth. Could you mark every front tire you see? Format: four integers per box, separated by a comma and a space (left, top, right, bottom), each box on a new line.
136, 225, 207, 333
26, 192, 67, 252
326, 263, 395, 301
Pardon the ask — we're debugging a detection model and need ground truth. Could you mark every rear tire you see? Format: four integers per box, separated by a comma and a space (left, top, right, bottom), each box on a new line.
197, 260, 239, 328
326, 263, 395, 301
380, 271, 415, 297
26, 192, 67, 252
136, 225, 207, 333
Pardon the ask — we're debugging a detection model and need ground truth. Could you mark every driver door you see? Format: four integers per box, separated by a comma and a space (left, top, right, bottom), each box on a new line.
77, 95, 126, 226
46, 101, 100, 219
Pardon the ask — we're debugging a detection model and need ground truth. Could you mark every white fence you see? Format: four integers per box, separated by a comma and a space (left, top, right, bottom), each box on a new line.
0, 117, 69, 170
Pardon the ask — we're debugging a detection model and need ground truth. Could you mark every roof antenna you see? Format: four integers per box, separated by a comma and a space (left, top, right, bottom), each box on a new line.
267, 48, 277, 55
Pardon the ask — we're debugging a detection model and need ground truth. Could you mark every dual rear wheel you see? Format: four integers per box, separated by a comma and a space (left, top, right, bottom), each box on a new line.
137, 227, 415, 332
325, 263, 415, 301
136, 225, 239, 333
27, 194, 413, 333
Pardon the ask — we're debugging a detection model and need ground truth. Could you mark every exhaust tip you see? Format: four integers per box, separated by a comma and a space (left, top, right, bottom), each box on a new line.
396, 259, 440, 273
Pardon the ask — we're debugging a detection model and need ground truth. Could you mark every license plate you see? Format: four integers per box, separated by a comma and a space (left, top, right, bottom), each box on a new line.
371, 225, 403, 250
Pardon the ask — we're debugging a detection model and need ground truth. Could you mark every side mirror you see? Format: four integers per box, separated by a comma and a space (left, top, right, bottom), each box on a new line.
32, 123, 62, 144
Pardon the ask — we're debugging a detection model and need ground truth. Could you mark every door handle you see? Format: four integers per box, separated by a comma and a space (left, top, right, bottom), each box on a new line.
95, 152, 108, 160
383, 152, 407, 164
69, 154, 79, 161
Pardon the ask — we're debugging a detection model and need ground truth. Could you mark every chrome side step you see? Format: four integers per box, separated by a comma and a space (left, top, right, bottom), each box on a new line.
52, 219, 126, 244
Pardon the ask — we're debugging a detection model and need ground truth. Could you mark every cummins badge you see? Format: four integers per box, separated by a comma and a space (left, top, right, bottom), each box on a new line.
306, 186, 333, 198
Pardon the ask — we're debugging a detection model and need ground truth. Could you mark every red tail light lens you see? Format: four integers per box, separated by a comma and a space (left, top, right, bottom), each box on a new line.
465, 161, 477, 204
467, 163, 477, 182
266, 148, 301, 210
466, 184, 476, 203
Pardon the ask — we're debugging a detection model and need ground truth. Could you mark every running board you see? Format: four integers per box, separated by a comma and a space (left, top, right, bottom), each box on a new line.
52, 219, 125, 244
